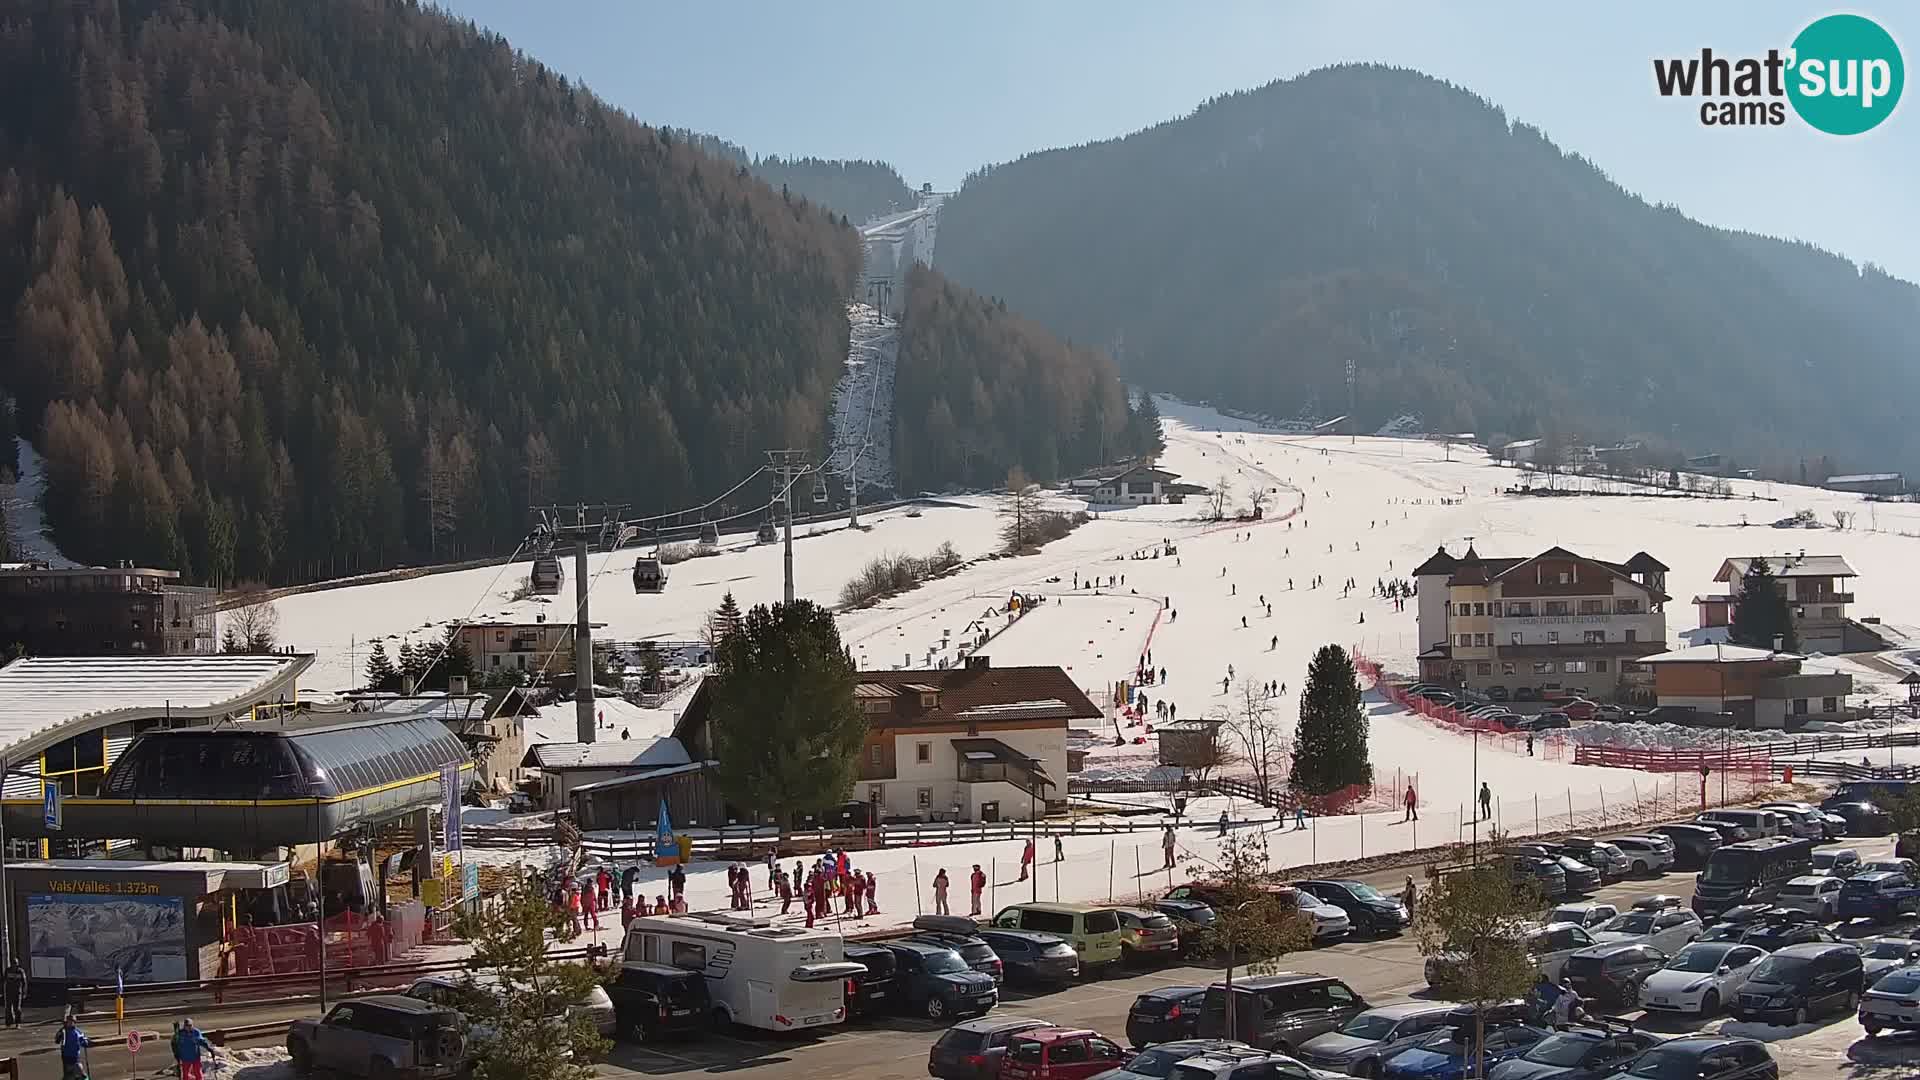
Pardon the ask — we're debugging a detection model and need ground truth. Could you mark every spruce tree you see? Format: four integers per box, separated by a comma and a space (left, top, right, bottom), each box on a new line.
365, 640, 398, 691
636, 639, 665, 690
1290, 644, 1373, 795
709, 592, 743, 651
708, 600, 866, 828
1729, 557, 1799, 652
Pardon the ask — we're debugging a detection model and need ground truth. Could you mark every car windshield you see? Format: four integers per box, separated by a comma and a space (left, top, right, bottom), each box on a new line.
1749, 956, 1813, 983
1877, 973, 1920, 995
1627, 1045, 1726, 1080
1868, 941, 1916, 959
1665, 945, 1728, 973
923, 950, 969, 974
1812, 853, 1837, 867
1779, 884, 1817, 896
1551, 906, 1590, 923
1340, 1013, 1402, 1040
1522, 1035, 1599, 1066
1601, 913, 1654, 934
1345, 882, 1386, 901
1119, 1048, 1191, 1078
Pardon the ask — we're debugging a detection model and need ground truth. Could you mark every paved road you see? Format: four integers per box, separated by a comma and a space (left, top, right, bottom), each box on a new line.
8, 840, 1915, 1080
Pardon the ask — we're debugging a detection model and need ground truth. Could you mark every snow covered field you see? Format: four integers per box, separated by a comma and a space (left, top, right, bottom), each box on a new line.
275, 397, 1920, 886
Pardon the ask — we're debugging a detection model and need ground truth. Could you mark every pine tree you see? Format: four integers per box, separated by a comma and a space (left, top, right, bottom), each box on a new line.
1290, 644, 1372, 796
635, 639, 665, 691
708, 592, 743, 651
708, 600, 866, 827
1729, 557, 1799, 652
396, 639, 419, 687
365, 640, 398, 691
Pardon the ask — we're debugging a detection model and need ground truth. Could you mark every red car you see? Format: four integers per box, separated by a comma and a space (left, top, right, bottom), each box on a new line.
1543, 695, 1597, 720
998, 1027, 1128, 1080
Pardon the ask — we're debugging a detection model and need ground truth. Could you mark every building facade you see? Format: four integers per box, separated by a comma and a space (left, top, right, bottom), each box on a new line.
455, 619, 607, 676
1824, 473, 1904, 497
0, 563, 215, 657
1068, 463, 1202, 506
1701, 554, 1857, 654
1413, 545, 1670, 697
1639, 643, 1855, 728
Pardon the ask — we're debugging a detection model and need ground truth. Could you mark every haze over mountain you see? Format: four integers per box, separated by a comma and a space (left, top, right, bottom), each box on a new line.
933, 65, 1920, 475
671, 131, 919, 226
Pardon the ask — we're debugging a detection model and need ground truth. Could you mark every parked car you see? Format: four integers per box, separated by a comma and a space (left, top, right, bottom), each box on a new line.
1319, 1006, 1528, 1080
1811, 847, 1862, 879
1636, 942, 1767, 1017
1529, 712, 1573, 731
911, 917, 1007, 984
882, 941, 999, 1020
1428, 923, 1595, 987
1732, 942, 1865, 1026
989, 905, 1124, 972
1862, 857, 1920, 883
288, 995, 468, 1080
1551, 839, 1627, 881
1000, 1027, 1129, 1080
1095, 1040, 1248, 1080
1199, 973, 1369, 1052
1738, 914, 1841, 952
1860, 938, 1920, 985
1695, 904, 1772, 943
1563, 943, 1668, 1006
1630, 894, 1683, 912
1379, 1024, 1550, 1080
1753, 805, 1823, 840
1110, 908, 1182, 963
1483, 1021, 1661, 1080
1163, 1047, 1336, 1080
1492, 856, 1568, 900
840, 945, 898, 1020
1772, 876, 1844, 920
979, 930, 1080, 986
1514, 687, 1539, 702
1820, 798, 1892, 836
1648, 824, 1722, 869
1696, 810, 1783, 841
1487, 686, 1511, 702
1154, 897, 1218, 930
1858, 965, 1920, 1036
928, 1016, 1055, 1080
1276, 888, 1354, 942
1295, 1003, 1458, 1077
1607, 837, 1674, 876
406, 973, 617, 1041
1612, 1035, 1778, 1080
1590, 908, 1701, 953
1294, 879, 1411, 939
1545, 902, 1617, 931
1838, 871, 1920, 923
1555, 699, 1599, 721
603, 962, 711, 1041
1124, 986, 1208, 1047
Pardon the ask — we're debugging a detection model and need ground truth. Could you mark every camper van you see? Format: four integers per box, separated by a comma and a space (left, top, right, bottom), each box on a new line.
621, 911, 865, 1033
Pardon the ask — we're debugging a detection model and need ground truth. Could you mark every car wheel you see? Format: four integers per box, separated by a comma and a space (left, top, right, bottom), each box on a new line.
288, 1040, 312, 1077
1632, 860, 1647, 875
1866, 1021, 1884, 1036
1353, 1061, 1378, 1079
1792, 1005, 1808, 1027
1847, 991, 1860, 1013
925, 995, 949, 1020
1700, 990, 1719, 1016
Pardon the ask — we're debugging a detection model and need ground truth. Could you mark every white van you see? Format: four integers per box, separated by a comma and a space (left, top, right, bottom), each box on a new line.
1696, 809, 1782, 840
621, 911, 865, 1032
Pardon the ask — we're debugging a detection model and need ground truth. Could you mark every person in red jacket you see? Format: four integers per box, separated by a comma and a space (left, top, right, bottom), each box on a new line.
969, 864, 987, 916
846, 870, 864, 916
865, 870, 879, 916
1019, 838, 1035, 881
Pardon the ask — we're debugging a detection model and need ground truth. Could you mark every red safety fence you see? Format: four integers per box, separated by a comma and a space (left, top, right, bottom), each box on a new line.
1348, 648, 1563, 759
228, 900, 428, 976
1570, 744, 1777, 779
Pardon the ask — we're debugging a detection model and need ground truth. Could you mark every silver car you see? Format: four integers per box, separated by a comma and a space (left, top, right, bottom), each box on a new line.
1609, 836, 1675, 876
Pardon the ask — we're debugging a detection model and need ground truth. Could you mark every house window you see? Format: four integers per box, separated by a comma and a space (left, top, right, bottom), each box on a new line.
1532, 661, 1556, 674
919, 692, 939, 708
1583, 630, 1606, 644
1472, 603, 1485, 616
1624, 629, 1637, 643
1501, 662, 1517, 676
915, 743, 931, 764
1563, 661, 1588, 673
869, 745, 882, 766
1821, 606, 1839, 618
1578, 599, 1605, 615
1620, 661, 1643, 674
1474, 634, 1489, 647
495, 630, 506, 643
1792, 698, 1808, 716
1509, 602, 1534, 617
1476, 662, 1493, 676
1544, 601, 1570, 616
490, 655, 500, 668
1510, 632, 1523, 646
1617, 598, 1642, 614
1546, 631, 1559, 644
1594, 660, 1609, 673
916, 787, 932, 810
1822, 697, 1838, 713
1456, 634, 1471, 648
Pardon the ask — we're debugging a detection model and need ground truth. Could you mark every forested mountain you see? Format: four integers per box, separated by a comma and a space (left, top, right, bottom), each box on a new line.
671, 131, 918, 225
935, 64, 1920, 473
0, 0, 864, 586
894, 264, 1160, 492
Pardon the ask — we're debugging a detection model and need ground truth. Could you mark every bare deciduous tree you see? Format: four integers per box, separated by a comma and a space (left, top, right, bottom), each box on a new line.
999, 466, 1042, 552
1178, 714, 1239, 793
222, 598, 280, 653
1225, 677, 1287, 800
1205, 472, 1231, 521
1246, 482, 1270, 517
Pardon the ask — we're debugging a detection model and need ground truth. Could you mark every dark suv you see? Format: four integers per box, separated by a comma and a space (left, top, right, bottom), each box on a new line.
883, 941, 999, 1020
927, 1016, 1054, 1080
911, 916, 1006, 985
1295, 879, 1411, 938
842, 944, 898, 1019
1613, 1035, 1776, 1080
603, 963, 709, 1042
1124, 985, 1207, 1046
288, 995, 467, 1079
1562, 943, 1667, 1006
1732, 942, 1864, 1026
1196, 972, 1368, 1052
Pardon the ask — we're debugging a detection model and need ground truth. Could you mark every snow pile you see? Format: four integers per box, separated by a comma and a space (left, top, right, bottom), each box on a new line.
223, 1046, 294, 1080
1554, 718, 1920, 752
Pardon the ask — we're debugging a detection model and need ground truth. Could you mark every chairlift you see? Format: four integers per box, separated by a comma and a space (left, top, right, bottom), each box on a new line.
632, 555, 667, 594
698, 521, 720, 546
812, 483, 828, 505
756, 520, 777, 544
529, 553, 564, 596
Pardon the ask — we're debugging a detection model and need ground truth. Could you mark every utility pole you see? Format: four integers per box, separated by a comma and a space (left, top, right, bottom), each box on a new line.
1346, 357, 1356, 446
573, 532, 592, 743
766, 451, 809, 604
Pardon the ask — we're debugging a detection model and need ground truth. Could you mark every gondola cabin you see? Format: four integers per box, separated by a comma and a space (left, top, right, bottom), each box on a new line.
812, 484, 828, 505
756, 521, 777, 544
632, 557, 667, 594
698, 522, 720, 546
530, 554, 564, 595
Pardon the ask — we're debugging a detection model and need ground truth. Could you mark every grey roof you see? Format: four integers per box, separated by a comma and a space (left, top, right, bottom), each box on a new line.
1825, 473, 1902, 484
0, 654, 310, 771
521, 736, 691, 771
1637, 643, 1800, 664
1717, 555, 1857, 580
566, 760, 710, 795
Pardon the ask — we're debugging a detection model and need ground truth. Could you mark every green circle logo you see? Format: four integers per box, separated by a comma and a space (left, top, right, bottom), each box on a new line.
1787, 14, 1904, 135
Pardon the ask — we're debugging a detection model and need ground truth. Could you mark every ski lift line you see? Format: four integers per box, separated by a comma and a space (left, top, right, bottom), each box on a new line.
403, 535, 534, 692
473, 537, 631, 737
616, 466, 776, 527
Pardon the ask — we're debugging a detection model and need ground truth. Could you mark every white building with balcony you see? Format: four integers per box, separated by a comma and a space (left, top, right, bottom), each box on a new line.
1413, 545, 1670, 697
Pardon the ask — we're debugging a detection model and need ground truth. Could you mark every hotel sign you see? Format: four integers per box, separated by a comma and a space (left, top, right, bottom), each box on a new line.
1503, 615, 1617, 626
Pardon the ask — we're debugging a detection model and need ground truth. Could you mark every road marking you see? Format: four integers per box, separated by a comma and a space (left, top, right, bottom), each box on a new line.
625, 1044, 703, 1067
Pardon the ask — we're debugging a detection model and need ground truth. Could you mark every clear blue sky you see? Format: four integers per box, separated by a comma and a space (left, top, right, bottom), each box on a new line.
438, 1, 1917, 280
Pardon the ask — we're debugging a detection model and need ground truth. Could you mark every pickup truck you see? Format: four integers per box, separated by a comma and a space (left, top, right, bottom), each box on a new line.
1838, 871, 1920, 923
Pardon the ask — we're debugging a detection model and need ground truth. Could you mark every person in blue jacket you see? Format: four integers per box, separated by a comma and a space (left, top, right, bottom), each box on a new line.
173, 1017, 214, 1080
56, 1015, 89, 1080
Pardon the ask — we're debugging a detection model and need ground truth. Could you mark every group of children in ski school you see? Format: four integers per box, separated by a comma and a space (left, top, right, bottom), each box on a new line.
767, 849, 882, 928
55, 1013, 215, 1080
